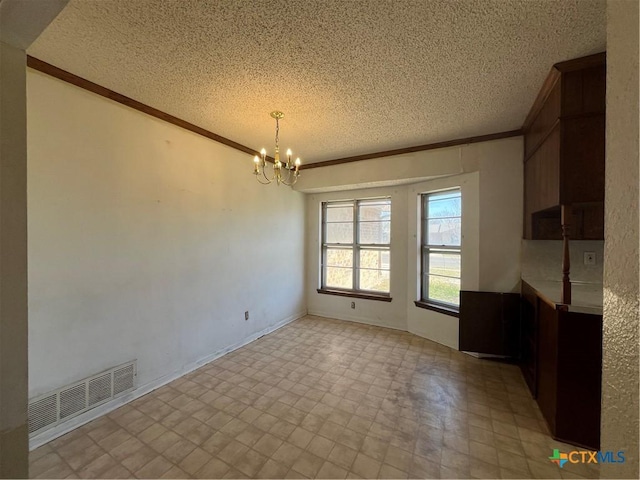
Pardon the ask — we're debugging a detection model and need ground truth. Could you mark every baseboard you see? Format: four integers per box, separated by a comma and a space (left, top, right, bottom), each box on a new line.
307, 310, 406, 332
407, 324, 458, 350
29, 310, 306, 450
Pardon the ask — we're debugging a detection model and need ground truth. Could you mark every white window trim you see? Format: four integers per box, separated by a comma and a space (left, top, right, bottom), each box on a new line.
320, 197, 391, 297
420, 188, 462, 311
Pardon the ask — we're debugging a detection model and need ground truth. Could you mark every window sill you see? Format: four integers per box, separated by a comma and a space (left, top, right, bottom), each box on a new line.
414, 300, 459, 317
317, 289, 392, 302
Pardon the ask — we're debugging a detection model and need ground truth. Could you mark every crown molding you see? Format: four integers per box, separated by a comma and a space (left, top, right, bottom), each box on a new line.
28, 55, 523, 172
299, 129, 523, 170
26, 56, 264, 159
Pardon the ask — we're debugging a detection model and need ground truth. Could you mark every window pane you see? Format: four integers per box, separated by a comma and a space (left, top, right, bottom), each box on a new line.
428, 251, 460, 278
427, 218, 461, 246
428, 191, 461, 218
359, 201, 391, 221
359, 221, 390, 244
326, 248, 353, 267
359, 249, 390, 271
359, 269, 390, 292
326, 205, 353, 222
428, 275, 460, 305
325, 222, 353, 243
325, 267, 352, 289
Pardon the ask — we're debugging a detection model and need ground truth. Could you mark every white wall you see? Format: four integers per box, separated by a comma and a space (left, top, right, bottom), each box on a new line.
476, 140, 524, 293
601, 1, 639, 477
302, 137, 523, 349
27, 71, 306, 402
0, 40, 29, 478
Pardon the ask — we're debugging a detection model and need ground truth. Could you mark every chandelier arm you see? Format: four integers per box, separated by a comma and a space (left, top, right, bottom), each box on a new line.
255, 174, 272, 185
281, 175, 299, 187
262, 165, 273, 183
281, 169, 300, 187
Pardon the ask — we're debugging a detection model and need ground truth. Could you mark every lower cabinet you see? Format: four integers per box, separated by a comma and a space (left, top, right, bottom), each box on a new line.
520, 283, 539, 396
458, 291, 521, 356
520, 282, 602, 450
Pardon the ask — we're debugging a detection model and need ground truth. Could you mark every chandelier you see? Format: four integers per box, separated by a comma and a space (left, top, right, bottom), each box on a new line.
253, 111, 301, 186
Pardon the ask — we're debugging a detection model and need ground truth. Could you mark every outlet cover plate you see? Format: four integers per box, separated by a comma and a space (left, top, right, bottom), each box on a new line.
584, 252, 596, 265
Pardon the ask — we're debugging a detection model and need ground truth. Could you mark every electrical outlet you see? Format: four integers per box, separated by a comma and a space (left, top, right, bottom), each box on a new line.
584, 252, 596, 265
351, 301, 355, 309
245, 311, 249, 321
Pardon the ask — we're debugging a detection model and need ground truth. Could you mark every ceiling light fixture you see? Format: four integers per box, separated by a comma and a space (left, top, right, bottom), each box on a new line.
253, 111, 301, 186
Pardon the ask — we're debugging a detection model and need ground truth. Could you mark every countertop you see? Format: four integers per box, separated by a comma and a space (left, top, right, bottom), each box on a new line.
522, 277, 603, 315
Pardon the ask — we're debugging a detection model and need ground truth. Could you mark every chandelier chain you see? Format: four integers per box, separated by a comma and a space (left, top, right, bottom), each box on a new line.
275, 118, 280, 149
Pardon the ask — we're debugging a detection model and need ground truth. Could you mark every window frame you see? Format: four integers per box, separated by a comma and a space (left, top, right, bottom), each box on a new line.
418, 188, 462, 315
319, 197, 391, 301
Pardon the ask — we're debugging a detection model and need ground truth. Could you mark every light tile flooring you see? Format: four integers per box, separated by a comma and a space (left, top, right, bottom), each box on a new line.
29, 315, 598, 479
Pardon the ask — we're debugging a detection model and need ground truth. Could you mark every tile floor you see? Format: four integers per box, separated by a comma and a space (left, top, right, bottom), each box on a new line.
29, 315, 598, 479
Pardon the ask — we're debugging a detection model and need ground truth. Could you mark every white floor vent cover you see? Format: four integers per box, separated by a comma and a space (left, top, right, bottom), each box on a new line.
28, 361, 136, 436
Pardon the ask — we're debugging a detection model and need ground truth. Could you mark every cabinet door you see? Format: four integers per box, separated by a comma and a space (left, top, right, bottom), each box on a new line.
459, 291, 520, 356
561, 116, 605, 205
524, 127, 561, 238
556, 310, 602, 450
536, 300, 559, 433
520, 284, 538, 396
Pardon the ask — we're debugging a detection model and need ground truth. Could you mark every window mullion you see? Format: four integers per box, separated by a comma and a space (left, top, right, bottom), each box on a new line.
353, 200, 359, 291
424, 245, 430, 301
421, 196, 427, 301
321, 202, 327, 289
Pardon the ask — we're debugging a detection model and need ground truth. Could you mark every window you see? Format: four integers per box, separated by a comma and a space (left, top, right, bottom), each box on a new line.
320, 198, 391, 297
420, 189, 461, 311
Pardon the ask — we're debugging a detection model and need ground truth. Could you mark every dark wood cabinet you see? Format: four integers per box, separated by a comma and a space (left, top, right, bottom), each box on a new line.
520, 281, 602, 450
536, 300, 560, 435
458, 291, 520, 356
520, 282, 539, 396
523, 53, 606, 240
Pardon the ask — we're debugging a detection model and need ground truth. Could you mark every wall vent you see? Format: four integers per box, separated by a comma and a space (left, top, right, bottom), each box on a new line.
113, 364, 134, 395
28, 360, 136, 436
59, 384, 85, 419
28, 394, 57, 433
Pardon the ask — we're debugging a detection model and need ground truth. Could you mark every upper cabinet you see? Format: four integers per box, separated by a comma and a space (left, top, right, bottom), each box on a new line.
523, 53, 606, 240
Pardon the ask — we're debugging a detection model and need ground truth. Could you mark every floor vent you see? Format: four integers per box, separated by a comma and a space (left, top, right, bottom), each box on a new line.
28, 360, 136, 436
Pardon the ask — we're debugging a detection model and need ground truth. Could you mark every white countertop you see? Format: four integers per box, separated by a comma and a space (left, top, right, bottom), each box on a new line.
522, 278, 603, 315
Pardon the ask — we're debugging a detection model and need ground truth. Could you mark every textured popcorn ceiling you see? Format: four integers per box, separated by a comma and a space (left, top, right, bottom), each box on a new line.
29, 0, 605, 163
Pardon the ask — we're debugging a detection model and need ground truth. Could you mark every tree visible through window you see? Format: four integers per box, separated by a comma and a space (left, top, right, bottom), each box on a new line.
421, 189, 461, 307
321, 198, 391, 294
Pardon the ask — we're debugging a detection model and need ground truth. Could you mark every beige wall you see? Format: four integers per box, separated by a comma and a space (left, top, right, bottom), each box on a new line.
0, 40, 29, 479
1, 1, 72, 473
601, 0, 639, 477
27, 70, 306, 442
302, 137, 523, 349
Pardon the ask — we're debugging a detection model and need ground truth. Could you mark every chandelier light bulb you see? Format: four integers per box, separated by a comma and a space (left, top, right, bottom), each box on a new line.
295, 158, 301, 166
